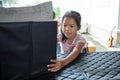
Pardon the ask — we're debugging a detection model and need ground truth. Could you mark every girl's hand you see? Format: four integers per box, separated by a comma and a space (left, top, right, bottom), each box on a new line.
47, 59, 63, 72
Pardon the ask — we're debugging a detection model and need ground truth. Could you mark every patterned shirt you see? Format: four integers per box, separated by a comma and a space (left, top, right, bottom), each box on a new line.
57, 33, 88, 54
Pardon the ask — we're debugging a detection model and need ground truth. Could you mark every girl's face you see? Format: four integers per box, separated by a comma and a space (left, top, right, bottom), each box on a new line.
62, 17, 79, 39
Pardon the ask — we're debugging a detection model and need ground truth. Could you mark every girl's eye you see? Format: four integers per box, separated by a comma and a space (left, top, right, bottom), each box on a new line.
70, 25, 74, 28
64, 25, 67, 27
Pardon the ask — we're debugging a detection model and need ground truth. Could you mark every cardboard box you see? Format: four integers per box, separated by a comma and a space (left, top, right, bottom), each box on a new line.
88, 41, 96, 52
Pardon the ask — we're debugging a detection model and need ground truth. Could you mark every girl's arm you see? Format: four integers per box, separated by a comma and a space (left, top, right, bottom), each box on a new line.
47, 41, 85, 72
61, 41, 85, 67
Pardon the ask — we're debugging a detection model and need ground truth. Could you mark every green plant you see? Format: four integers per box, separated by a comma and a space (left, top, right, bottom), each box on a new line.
53, 7, 61, 19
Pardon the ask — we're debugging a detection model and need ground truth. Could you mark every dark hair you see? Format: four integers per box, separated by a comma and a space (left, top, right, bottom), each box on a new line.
61, 10, 81, 42
53, 11, 55, 19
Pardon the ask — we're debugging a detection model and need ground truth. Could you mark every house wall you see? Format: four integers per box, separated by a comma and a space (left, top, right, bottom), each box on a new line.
52, 0, 92, 24
90, 0, 119, 47
117, 0, 120, 46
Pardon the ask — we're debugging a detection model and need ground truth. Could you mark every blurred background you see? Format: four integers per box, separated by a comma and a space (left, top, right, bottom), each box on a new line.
0, 0, 120, 52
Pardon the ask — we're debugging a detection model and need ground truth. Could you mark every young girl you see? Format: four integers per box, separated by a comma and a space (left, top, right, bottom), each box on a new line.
47, 10, 87, 72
